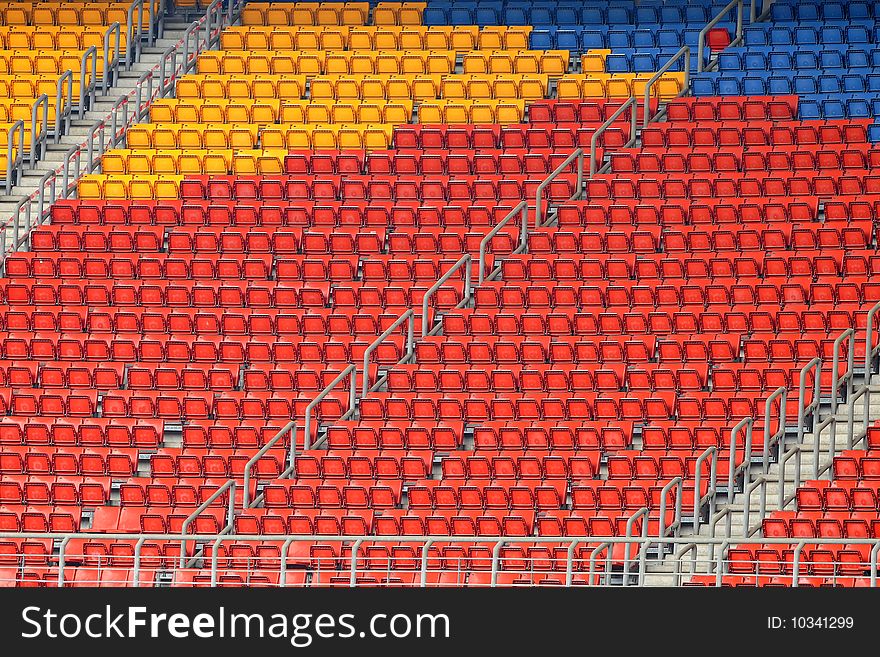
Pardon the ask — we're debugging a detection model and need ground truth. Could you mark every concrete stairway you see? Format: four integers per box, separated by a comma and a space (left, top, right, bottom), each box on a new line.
0, 16, 195, 252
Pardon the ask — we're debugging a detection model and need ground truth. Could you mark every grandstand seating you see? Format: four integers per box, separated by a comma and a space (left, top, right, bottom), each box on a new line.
0, 0, 878, 588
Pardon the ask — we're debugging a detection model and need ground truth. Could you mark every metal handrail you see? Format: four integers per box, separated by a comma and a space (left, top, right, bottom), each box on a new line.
725, 418, 753, 538
420, 254, 473, 337
361, 310, 415, 396
304, 364, 358, 450
621, 507, 649, 586
589, 96, 638, 177
54, 70, 75, 141
86, 120, 107, 173
178, 479, 236, 568
777, 444, 803, 510
697, 0, 745, 73
761, 386, 787, 475
534, 148, 584, 228
103, 22, 123, 95
642, 46, 690, 128
126, 0, 146, 69
692, 445, 717, 534
4, 120, 24, 194
478, 200, 528, 284
79, 46, 98, 118
750, 0, 773, 23
29, 94, 49, 168
242, 430, 287, 508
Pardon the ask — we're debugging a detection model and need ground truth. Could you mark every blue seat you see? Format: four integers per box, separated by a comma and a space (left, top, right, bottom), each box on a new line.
717, 52, 742, 71
474, 7, 499, 25
605, 54, 630, 73
530, 8, 553, 25
742, 76, 766, 96
822, 99, 846, 120
847, 99, 872, 119
822, 2, 845, 20
822, 51, 845, 69
799, 100, 822, 120
770, 27, 793, 46
849, 2, 872, 20
692, 75, 716, 96
820, 26, 845, 44
846, 26, 870, 44
771, 5, 794, 21
635, 53, 661, 72
555, 29, 580, 51
767, 76, 793, 95
632, 29, 656, 48
422, 7, 447, 25
794, 52, 818, 70
868, 75, 880, 93
683, 6, 708, 22
657, 29, 682, 48
555, 7, 578, 25
502, 8, 528, 25
717, 76, 742, 95
744, 28, 767, 47
872, 99, 880, 119
796, 3, 821, 22
607, 30, 631, 48
529, 31, 554, 49
580, 8, 604, 24
635, 7, 658, 24
660, 7, 682, 23
818, 75, 842, 94
868, 125, 880, 142
448, 7, 473, 24
843, 75, 866, 94
872, 49, 880, 68
794, 27, 818, 46
794, 76, 818, 95
581, 31, 606, 50
606, 7, 631, 23
767, 52, 791, 70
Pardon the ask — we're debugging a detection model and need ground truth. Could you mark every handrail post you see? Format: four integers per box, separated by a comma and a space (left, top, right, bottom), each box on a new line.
658, 476, 683, 542
349, 538, 364, 587
692, 446, 717, 534
534, 149, 583, 228
871, 543, 880, 588
421, 254, 473, 337
588, 543, 609, 586
830, 329, 855, 470
80, 46, 98, 118
589, 96, 637, 178
791, 541, 806, 587
55, 71, 74, 142
725, 417, 754, 538
361, 310, 415, 396
103, 22, 123, 96
489, 540, 504, 587
178, 480, 236, 568
642, 46, 690, 128
30, 94, 49, 168
697, 0, 744, 73
479, 200, 528, 284
5, 120, 24, 194
795, 358, 822, 478
419, 539, 435, 587
242, 431, 286, 508
303, 365, 357, 450
209, 536, 223, 587
762, 386, 787, 475
621, 507, 649, 586
57, 536, 71, 588
564, 539, 580, 586
132, 536, 147, 587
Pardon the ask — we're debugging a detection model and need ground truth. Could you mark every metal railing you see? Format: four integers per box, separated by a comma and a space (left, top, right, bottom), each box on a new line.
478, 200, 528, 284
642, 46, 690, 128
589, 96, 638, 177
360, 310, 416, 396
750, 0, 773, 23
29, 94, 50, 169
303, 364, 358, 450
420, 254, 473, 337
697, 0, 745, 73
534, 149, 584, 228
2, 533, 880, 588
1, 2, 232, 264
